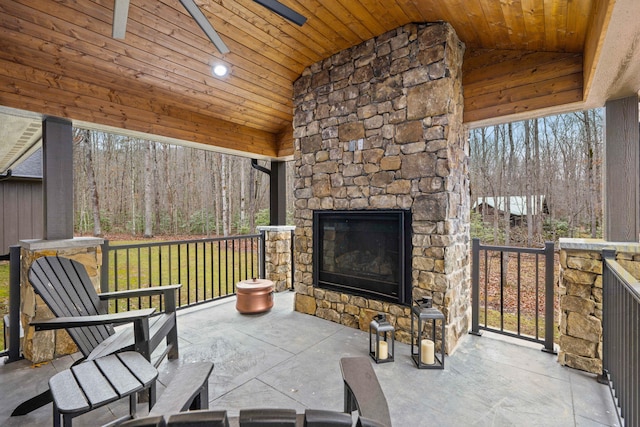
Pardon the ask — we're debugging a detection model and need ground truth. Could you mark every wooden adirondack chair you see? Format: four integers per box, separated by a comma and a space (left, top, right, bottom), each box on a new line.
12, 255, 181, 416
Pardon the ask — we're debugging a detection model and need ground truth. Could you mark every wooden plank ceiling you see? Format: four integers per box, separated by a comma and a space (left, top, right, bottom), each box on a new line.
0, 0, 608, 159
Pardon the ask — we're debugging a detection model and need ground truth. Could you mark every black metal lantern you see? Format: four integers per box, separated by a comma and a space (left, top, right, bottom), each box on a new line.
411, 298, 445, 369
369, 314, 395, 363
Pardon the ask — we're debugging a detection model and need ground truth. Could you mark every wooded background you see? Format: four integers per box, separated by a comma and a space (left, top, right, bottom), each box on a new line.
72, 108, 602, 244
72, 129, 295, 238
469, 109, 603, 245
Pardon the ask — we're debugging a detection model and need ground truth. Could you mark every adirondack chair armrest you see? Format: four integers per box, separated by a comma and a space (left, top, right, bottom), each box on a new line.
99, 285, 181, 312
31, 308, 157, 331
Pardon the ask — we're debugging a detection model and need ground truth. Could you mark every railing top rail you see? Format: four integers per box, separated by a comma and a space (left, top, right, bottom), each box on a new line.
106, 234, 262, 250
476, 242, 550, 255
603, 256, 640, 303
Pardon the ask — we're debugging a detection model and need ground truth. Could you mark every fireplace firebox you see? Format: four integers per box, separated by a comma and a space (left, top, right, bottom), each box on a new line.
313, 210, 412, 305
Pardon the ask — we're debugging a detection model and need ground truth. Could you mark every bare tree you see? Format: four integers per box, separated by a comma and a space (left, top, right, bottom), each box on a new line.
221, 155, 230, 236
524, 120, 533, 245
249, 161, 257, 233
211, 153, 222, 235
469, 109, 603, 245
532, 118, 542, 238
239, 160, 247, 232
75, 128, 102, 236
578, 110, 600, 238
143, 141, 154, 238
71, 128, 278, 237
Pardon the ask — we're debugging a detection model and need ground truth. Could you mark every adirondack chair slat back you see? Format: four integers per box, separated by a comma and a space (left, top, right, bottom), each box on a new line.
28, 256, 115, 358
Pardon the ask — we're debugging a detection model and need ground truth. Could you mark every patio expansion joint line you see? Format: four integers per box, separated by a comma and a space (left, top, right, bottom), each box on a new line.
568, 372, 579, 425
210, 373, 309, 411
230, 328, 298, 357
237, 320, 348, 356
254, 376, 310, 408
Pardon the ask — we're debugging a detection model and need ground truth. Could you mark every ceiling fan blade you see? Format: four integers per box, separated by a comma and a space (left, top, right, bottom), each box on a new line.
254, 0, 307, 26
112, 0, 130, 39
180, 0, 230, 54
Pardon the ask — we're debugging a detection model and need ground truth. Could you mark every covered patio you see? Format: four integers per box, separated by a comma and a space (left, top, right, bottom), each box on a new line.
1, 0, 640, 425
0, 292, 618, 426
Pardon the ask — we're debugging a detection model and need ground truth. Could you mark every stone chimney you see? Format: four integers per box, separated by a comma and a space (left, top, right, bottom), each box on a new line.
292, 22, 470, 354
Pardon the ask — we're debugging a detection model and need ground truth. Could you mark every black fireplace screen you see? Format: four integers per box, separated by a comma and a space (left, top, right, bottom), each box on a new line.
313, 210, 411, 305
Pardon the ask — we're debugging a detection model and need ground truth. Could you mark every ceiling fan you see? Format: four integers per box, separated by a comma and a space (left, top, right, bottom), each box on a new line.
112, 0, 307, 54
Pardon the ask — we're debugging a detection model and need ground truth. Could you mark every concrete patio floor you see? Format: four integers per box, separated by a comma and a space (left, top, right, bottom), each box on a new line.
0, 291, 619, 426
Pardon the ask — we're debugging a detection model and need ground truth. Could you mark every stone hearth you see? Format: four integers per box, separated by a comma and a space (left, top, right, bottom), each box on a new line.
292, 22, 470, 353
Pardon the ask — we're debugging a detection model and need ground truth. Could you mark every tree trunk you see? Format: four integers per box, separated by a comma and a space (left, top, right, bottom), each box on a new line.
221, 155, 229, 236
143, 141, 154, 238
249, 161, 257, 233
240, 160, 246, 232
492, 125, 501, 242
130, 143, 137, 235
153, 143, 161, 233
532, 118, 541, 239
582, 110, 598, 238
79, 129, 102, 236
524, 120, 533, 245
212, 153, 222, 236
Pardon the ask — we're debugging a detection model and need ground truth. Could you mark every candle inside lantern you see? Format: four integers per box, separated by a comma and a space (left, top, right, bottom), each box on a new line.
377, 340, 388, 360
420, 339, 435, 364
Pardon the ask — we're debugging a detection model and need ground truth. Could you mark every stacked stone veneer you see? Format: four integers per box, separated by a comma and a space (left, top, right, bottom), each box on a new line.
558, 239, 640, 374
292, 22, 471, 353
20, 238, 103, 363
258, 226, 295, 292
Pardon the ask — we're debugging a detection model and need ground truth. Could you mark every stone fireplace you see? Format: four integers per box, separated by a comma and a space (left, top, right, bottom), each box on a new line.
292, 22, 470, 353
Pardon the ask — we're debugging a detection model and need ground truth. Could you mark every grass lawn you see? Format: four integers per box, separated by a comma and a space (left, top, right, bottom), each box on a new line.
0, 262, 9, 350
480, 307, 560, 342
105, 239, 260, 312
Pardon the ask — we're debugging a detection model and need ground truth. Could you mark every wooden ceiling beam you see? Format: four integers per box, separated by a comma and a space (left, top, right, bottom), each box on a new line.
583, 0, 615, 100
0, 33, 292, 133
0, 56, 288, 132
0, 87, 279, 157
276, 128, 294, 158
463, 48, 584, 124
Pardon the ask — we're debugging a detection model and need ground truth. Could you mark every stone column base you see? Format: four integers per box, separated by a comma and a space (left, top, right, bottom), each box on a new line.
258, 226, 295, 292
20, 238, 103, 363
558, 238, 640, 374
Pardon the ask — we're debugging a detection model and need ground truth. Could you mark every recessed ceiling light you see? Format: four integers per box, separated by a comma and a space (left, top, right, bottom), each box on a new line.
213, 64, 228, 77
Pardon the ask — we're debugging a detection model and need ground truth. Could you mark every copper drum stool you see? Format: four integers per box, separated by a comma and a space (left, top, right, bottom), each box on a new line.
236, 278, 274, 314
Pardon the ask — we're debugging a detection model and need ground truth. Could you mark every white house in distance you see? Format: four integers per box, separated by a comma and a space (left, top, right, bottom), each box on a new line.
474, 196, 547, 226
